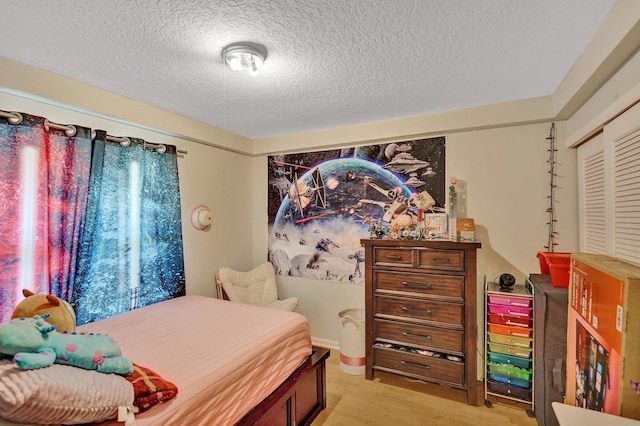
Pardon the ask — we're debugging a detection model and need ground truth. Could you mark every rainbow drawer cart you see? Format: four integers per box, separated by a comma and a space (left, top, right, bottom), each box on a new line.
484, 277, 535, 417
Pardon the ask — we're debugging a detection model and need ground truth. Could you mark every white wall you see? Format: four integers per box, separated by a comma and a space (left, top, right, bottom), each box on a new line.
565, 49, 640, 147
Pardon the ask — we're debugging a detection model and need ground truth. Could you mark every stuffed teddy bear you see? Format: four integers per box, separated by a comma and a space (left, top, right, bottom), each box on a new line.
0, 314, 133, 375
11, 289, 76, 333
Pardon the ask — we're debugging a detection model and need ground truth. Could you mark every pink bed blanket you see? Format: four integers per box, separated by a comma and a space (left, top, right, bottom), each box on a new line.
79, 295, 312, 426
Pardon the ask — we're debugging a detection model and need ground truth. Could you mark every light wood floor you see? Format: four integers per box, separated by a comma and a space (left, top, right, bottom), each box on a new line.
314, 349, 537, 426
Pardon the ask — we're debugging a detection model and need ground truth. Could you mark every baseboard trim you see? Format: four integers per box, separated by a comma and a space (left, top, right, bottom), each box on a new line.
312, 337, 339, 351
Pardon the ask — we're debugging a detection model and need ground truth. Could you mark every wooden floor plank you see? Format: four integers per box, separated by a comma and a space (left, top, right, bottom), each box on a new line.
315, 349, 537, 426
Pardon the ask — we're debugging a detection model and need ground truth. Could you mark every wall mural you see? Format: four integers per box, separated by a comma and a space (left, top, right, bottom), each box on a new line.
267, 137, 445, 284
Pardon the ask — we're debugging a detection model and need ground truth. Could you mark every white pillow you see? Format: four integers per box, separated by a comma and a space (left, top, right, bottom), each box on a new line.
0, 359, 134, 425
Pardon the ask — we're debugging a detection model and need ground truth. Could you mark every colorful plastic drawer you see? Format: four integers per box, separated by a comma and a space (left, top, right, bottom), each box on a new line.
488, 380, 532, 401
487, 303, 532, 317
487, 352, 532, 369
488, 313, 531, 327
487, 332, 532, 348
487, 362, 532, 381
487, 294, 532, 307
487, 342, 532, 358
487, 323, 532, 338
488, 372, 531, 388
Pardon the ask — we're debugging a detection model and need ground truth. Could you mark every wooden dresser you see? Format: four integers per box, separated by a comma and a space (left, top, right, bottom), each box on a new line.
361, 239, 481, 405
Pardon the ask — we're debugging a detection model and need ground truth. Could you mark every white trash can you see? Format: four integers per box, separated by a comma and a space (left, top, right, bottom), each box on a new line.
338, 308, 365, 375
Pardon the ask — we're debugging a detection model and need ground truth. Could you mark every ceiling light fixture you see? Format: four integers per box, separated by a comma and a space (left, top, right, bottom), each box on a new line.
222, 42, 267, 76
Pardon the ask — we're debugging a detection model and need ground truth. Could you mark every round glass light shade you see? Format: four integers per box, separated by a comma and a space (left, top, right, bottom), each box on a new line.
222, 42, 268, 76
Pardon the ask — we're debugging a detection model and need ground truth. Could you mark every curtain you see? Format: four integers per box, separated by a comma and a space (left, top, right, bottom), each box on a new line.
72, 131, 185, 325
0, 113, 92, 323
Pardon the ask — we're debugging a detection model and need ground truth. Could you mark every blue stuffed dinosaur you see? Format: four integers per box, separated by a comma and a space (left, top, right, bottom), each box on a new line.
0, 314, 133, 375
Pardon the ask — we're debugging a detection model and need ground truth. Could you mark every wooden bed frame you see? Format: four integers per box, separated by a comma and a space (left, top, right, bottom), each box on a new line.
215, 274, 329, 424
237, 346, 329, 425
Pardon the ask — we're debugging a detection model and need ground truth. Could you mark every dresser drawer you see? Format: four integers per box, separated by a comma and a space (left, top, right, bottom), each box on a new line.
374, 347, 464, 386
373, 246, 413, 267
375, 319, 464, 354
417, 248, 464, 271
376, 295, 463, 328
374, 270, 463, 301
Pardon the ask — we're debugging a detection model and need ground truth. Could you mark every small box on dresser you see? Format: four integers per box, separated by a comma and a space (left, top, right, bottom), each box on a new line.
361, 238, 481, 406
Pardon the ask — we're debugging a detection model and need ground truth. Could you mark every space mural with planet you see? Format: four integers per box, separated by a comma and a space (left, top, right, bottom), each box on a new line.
267, 137, 445, 284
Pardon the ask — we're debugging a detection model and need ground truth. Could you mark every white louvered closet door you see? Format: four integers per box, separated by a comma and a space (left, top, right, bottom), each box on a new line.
607, 102, 640, 265
578, 135, 606, 255
579, 101, 640, 266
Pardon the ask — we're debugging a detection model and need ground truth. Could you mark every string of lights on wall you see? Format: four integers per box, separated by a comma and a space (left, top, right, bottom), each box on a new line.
545, 122, 558, 252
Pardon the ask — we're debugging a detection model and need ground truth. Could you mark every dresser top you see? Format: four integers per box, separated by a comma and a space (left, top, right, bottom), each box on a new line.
361, 238, 481, 249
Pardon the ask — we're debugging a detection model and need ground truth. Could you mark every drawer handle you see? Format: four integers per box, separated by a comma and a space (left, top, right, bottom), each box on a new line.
507, 301, 530, 307
402, 307, 432, 315
386, 255, 402, 260
402, 332, 432, 340
402, 282, 433, 289
401, 360, 431, 370
432, 257, 450, 263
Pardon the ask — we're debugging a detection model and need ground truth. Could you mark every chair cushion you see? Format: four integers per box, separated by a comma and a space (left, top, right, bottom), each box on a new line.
218, 262, 279, 307
217, 262, 297, 311
268, 297, 299, 312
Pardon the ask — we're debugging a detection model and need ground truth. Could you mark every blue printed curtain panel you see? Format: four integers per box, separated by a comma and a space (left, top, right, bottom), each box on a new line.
72, 132, 185, 325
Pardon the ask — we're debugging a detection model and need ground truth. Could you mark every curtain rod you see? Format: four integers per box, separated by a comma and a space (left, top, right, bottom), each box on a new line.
1, 110, 188, 155
0, 110, 23, 124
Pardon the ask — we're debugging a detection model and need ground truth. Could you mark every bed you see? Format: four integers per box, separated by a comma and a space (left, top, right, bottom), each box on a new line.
0, 295, 329, 426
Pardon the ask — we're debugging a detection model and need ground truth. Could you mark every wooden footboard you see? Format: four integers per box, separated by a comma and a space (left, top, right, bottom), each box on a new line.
237, 346, 330, 426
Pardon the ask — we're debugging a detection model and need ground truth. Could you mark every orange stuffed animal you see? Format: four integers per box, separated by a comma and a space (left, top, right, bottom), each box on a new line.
11, 289, 76, 333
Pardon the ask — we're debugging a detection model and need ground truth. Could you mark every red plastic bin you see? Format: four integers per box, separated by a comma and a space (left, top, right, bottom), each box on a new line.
537, 251, 571, 288
549, 263, 570, 288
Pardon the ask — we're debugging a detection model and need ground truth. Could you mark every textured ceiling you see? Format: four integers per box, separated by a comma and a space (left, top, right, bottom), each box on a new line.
0, 0, 617, 139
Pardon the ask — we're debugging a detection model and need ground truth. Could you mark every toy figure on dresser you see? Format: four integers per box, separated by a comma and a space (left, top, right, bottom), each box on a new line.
410, 190, 445, 238
389, 214, 421, 240
368, 221, 388, 239
367, 215, 422, 240
410, 190, 437, 219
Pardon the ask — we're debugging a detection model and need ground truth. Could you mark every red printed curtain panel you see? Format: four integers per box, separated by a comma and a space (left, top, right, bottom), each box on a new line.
0, 113, 91, 322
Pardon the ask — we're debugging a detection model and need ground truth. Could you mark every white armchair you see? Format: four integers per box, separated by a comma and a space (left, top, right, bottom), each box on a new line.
215, 262, 298, 311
